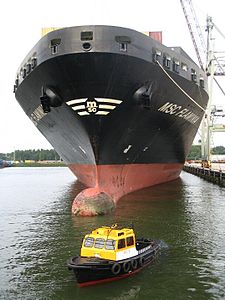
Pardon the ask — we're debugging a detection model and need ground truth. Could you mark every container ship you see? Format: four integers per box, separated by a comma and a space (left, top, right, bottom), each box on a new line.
14, 25, 208, 215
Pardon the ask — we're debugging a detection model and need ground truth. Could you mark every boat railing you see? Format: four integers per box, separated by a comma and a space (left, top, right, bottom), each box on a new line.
136, 238, 155, 251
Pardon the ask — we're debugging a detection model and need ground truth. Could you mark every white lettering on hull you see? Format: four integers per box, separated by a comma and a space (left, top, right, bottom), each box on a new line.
158, 102, 200, 124
30, 105, 47, 126
116, 248, 138, 261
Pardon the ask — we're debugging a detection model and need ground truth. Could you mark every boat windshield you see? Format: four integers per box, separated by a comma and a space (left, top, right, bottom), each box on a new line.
94, 238, 105, 249
84, 237, 94, 247
83, 237, 115, 250
105, 239, 115, 250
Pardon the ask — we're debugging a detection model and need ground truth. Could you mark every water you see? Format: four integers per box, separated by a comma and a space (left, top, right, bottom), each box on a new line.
0, 167, 225, 300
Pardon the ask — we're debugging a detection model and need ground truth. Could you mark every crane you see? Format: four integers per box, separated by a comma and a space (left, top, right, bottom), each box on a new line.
180, 0, 206, 70
180, 0, 225, 76
180, 0, 225, 165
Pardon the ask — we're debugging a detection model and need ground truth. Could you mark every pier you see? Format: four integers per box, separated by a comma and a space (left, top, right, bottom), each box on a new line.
183, 164, 225, 187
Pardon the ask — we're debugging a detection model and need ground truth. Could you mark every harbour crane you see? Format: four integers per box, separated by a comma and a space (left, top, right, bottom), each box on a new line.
180, 0, 225, 166
180, 0, 206, 70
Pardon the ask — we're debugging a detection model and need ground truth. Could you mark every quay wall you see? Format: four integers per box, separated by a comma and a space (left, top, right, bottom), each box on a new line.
183, 164, 225, 187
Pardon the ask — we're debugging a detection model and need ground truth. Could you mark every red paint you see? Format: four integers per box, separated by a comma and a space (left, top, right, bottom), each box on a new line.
69, 163, 183, 202
149, 31, 163, 43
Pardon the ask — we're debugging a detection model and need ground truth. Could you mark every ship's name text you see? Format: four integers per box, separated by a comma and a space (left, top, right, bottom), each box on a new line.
30, 105, 47, 126
158, 102, 200, 124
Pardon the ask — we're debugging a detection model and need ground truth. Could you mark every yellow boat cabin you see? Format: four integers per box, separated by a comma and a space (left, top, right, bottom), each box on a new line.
81, 225, 138, 261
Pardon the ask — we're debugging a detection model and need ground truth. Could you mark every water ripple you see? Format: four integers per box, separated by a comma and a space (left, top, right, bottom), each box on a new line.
1, 169, 225, 299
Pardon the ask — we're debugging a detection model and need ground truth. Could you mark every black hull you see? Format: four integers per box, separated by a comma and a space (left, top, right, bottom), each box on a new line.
15, 52, 208, 164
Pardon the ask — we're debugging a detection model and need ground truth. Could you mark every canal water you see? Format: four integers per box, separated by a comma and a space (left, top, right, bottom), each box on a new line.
0, 167, 225, 300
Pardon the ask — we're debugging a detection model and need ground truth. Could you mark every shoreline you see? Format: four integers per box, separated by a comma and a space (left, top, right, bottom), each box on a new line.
10, 162, 66, 167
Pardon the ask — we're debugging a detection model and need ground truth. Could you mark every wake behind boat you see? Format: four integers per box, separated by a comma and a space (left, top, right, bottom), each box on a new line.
67, 224, 160, 287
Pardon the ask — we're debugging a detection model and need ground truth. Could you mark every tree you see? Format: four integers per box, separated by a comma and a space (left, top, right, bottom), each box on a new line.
0, 149, 60, 161
211, 146, 225, 155
187, 145, 225, 160
187, 145, 201, 160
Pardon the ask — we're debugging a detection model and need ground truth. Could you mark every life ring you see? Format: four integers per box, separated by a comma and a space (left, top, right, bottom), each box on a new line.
123, 261, 131, 273
139, 256, 144, 267
111, 263, 121, 275
131, 259, 138, 270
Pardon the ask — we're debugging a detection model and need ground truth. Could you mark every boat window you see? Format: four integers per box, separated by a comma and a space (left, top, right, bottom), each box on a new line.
31, 57, 37, 69
118, 238, 126, 249
82, 42, 92, 51
152, 49, 162, 62
50, 38, 61, 55
200, 77, 205, 88
119, 43, 127, 52
115, 36, 131, 52
181, 62, 188, 71
94, 238, 105, 249
81, 31, 93, 41
173, 59, 180, 73
84, 237, 94, 247
191, 68, 197, 82
26, 63, 31, 75
105, 239, 115, 250
22, 67, 27, 78
51, 38, 61, 47
115, 36, 131, 43
126, 236, 134, 247
163, 55, 171, 69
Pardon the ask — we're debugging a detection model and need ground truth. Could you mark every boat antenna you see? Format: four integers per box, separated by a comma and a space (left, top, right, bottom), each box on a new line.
106, 224, 117, 239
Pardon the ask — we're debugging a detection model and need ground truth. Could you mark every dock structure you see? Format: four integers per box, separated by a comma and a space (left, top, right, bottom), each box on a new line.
183, 164, 225, 187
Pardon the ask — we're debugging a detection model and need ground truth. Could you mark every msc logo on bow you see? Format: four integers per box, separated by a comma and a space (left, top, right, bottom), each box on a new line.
85, 99, 99, 113
66, 97, 123, 116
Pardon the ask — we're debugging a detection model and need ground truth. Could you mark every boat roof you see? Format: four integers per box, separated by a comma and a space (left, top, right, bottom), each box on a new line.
87, 225, 135, 240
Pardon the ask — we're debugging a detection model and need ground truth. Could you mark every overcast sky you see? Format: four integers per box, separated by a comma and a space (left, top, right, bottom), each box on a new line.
1, 0, 225, 153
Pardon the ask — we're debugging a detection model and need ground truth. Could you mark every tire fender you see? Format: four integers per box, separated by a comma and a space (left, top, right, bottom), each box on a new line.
139, 256, 144, 267
131, 259, 138, 270
123, 261, 131, 273
111, 263, 121, 275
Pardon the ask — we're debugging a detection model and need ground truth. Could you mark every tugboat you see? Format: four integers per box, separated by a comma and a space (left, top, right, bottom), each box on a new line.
67, 224, 160, 286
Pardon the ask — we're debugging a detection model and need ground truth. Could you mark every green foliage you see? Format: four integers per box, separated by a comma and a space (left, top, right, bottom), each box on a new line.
187, 145, 201, 160
211, 146, 225, 155
14, 162, 66, 167
2, 145, 225, 162
0, 153, 10, 160
0, 149, 60, 161
187, 145, 225, 160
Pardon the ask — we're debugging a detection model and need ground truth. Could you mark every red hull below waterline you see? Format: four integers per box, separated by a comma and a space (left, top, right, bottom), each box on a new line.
69, 163, 183, 202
